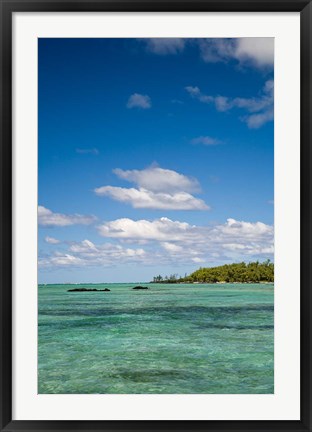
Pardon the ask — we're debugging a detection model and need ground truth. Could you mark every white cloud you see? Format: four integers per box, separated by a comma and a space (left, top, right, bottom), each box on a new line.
69, 239, 98, 253
113, 166, 200, 193
45, 236, 61, 244
186, 80, 274, 129
96, 216, 273, 264
199, 38, 274, 68
185, 86, 214, 103
94, 186, 208, 210
100, 216, 274, 263
141, 38, 273, 69
127, 93, 151, 109
40, 217, 274, 269
245, 109, 274, 129
161, 242, 183, 252
192, 257, 205, 263
235, 38, 274, 67
97, 217, 194, 241
97, 216, 273, 246
39, 253, 85, 267
95, 166, 209, 210
199, 38, 236, 63
185, 86, 200, 97
39, 240, 146, 268
38, 206, 97, 227
143, 38, 186, 55
191, 136, 220, 146
217, 218, 273, 240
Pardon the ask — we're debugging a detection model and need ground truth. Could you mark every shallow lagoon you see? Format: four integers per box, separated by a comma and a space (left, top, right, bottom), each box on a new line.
38, 283, 274, 394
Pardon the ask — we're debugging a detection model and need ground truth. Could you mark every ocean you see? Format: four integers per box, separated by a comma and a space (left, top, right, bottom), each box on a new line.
38, 283, 274, 394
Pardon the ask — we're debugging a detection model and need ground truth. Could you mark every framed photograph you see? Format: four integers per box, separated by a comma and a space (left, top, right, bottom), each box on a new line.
1, 0, 311, 430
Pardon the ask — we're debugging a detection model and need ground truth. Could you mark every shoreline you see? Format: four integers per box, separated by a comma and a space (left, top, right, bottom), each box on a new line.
38, 281, 274, 286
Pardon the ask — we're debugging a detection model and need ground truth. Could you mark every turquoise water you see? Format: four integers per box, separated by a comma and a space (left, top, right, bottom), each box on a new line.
38, 283, 274, 394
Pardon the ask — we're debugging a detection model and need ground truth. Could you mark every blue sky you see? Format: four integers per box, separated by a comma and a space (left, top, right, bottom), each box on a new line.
38, 38, 274, 283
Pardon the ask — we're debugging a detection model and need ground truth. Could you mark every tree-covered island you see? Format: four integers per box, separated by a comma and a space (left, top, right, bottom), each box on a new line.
152, 260, 274, 284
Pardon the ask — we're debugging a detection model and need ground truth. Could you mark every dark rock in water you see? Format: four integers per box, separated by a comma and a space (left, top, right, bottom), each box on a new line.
132, 286, 149, 290
67, 288, 110, 292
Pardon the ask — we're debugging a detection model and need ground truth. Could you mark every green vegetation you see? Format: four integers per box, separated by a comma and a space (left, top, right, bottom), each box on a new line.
152, 260, 274, 284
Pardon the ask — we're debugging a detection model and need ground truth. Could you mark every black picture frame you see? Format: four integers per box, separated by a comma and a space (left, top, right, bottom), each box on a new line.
1, 1, 311, 430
